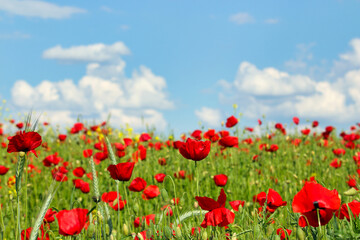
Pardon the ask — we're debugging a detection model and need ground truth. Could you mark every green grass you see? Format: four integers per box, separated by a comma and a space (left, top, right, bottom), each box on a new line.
0, 122, 359, 239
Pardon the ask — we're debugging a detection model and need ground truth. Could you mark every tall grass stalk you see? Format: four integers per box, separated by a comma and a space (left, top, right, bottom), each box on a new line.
29, 180, 57, 240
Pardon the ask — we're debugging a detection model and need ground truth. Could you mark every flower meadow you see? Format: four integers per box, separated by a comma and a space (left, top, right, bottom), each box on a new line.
1, 114, 360, 239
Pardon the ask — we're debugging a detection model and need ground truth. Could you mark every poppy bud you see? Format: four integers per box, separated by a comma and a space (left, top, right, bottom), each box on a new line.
344, 188, 359, 196
175, 226, 182, 237
160, 188, 169, 201
202, 231, 208, 240
92, 196, 101, 203
123, 224, 129, 235
137, 233, 144, 240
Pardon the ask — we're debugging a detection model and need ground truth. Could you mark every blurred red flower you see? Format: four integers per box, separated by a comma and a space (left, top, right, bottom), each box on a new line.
142, 185, 160, 200
58, 134, 67, 142
229, 200, 245, 211
139, 133, 152, 142
312, 121, 319, 128
154, 173, 166, 183
293, 117, 299, 125
225, 116, 238, 128
128, 177, 147, 192
73, 167, 86, 178
330, 158, 342, 168
44, 208, 57, 223
219, 136, 238, 148
0, 165, 9, 175
56, 208, 89, 236
191, 130, 202, 140
16, 122, 24, 129
276, 228, 292, 240
213, 174, 228, 187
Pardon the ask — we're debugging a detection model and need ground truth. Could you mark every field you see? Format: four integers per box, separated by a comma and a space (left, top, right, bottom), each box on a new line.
1, 115, 360, 240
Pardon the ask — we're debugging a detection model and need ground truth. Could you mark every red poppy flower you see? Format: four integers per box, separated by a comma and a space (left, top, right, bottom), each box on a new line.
43, 152, 62, 167
174, 170, 186, 179
155, 173, 166, 183
219, 136, 238, 148
171, 141, 183, 150
56, 208, 88, 236
21, 226, 50, 240
190, 129, 202, 140
245, 127, 254, 132
253, 189, 287, 213
179, 138, 211, 161
336, 200, 360, 221
219, 130, 230, 138
142, 185, 160, 200
161, 205, 173, 216
195, 189, 235, 228
293, 117, 299, 125
225, 115, 238, 128
258, 119, 262, 125
107, 162, 135, 181
101, 191, 126, 210
128, 177, 147, 192
43, 208, 57, 223
94, 151, 108, 162
333, 148, 345, 156
330, 158, 342, 168
16, 122, 24, 129
213, 174, 228, 186
266, 144, 279, 153
73, 167, 86, 178
58, 134, 67, 142
139, 133, 152, 142
203, 129, 220, 142
292, 182, 341, 227
312, 121, 319, 128
7, 131, 42, 157
229, 200, 245, 211
70, 123, 84, 134
51, 167, 68, 182
0, 127, 3, 136
0, 165, 9, 175
301, 129, 310, 135
276, 228, 292, 240
158, 158, 166, 165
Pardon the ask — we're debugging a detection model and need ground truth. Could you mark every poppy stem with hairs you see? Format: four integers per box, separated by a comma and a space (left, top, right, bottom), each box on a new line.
15, 152, 26, 240
122, 181, 131, 229
117, 183, 122, 236
195, 161, 199, 197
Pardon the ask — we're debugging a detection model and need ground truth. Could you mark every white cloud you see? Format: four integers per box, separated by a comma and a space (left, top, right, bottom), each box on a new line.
340, 38, 360, 66
264, 18, 279, 24
229, 12, 255, 25
11, 42, 173, 130
218, 38, 360, 124
120, 25, 130, 31
0, 0, 86, 19
42, 42, 130, 62
233, 62, 316, 96
195, 107, 222, 127
0, 31, 30, 39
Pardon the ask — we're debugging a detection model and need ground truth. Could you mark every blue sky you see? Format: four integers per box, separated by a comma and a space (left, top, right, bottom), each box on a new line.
1, 0, 360, 135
